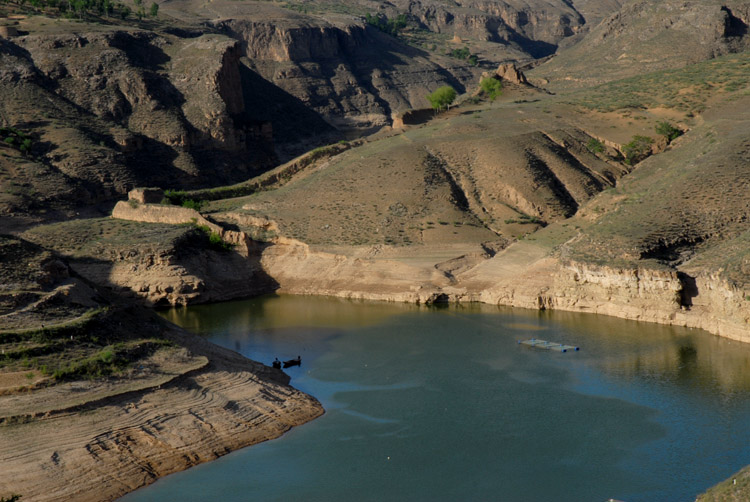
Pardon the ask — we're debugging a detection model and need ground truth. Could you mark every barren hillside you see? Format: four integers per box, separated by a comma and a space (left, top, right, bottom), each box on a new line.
3, 0, 750, 500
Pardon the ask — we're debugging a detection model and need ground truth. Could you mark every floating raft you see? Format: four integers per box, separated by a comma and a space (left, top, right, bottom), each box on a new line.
518, 338, 579, 352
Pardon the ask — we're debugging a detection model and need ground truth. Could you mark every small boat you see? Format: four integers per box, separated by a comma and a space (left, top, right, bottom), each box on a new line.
518, 338, 579, 352
283, 356, 301, 368
272, 358, 281, 369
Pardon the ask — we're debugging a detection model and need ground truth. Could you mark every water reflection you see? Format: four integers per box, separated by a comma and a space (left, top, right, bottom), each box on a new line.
160, 297, 750, 395
537, 309, 750, 395
137, 296, 750, 502
159, 294, 421, 334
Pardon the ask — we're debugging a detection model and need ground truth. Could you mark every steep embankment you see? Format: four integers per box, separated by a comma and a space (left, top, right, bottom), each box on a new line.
214, 13, 481, 128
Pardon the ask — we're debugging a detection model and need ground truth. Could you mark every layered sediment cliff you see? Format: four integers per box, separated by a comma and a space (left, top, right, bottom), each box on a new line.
0, 322, 323, 502
100, 203, 750, 342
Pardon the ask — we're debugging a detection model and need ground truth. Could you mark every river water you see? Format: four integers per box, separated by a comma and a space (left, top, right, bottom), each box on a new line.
121, 295, 750, 502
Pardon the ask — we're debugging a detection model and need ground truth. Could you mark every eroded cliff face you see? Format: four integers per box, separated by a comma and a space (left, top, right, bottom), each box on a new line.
215, 17, 482, 127
403, 0, 585, 54
16, 29, 274, 158
94, 202, 750, 343
544, 261, 750, 342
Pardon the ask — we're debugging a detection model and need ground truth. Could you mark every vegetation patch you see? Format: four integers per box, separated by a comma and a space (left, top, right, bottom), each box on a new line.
449, 46, 478, 66
194, 225, 233, 252
480, 78, 503, 101
0, 127, 32, 156
504, 215, 544, 226
0, 0, 159, 20
0, 308, 174, 385
622, 135, 654, 165
427, 86, 457, 112
566, 51, 750, 114
586, 138, 605, 154
655, 121, 683, 143
50, 340, 170, 381
364, 12, 408, 37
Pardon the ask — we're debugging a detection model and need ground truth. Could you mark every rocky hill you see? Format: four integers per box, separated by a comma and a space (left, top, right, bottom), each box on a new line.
0, 22, 285, 221
0, 0, 626, 223
531, 0, 750, 89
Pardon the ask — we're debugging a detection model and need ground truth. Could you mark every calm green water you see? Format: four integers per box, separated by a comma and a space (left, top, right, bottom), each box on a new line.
122, 295, 750, 502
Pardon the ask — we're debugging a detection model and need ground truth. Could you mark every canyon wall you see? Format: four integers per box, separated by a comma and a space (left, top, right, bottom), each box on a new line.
215, 18, 482, 128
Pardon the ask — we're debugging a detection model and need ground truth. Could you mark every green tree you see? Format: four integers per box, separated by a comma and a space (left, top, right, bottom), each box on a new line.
655, 121, 683, 142
20, 138, 32, 155
480, 77, 502, 100
427, 85, 457, 113
148, 1, 157, 16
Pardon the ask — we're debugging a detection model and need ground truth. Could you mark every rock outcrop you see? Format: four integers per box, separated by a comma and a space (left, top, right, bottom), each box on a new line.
214, 16, 483, 128
494, 62, 530, 85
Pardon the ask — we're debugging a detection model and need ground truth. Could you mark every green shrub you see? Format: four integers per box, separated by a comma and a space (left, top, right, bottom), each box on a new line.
450, 46, 470, 59
622, 135, 654, 165
208, 232, 224, 247
655, 121, 683, 142
20, 138, 32, 155
586, 138, 605, 154
365, 13, 407, 36
195, 225, 234, 252
181, 199, 204, 211
163, 189, 189, 206
480, 77, 502, 100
